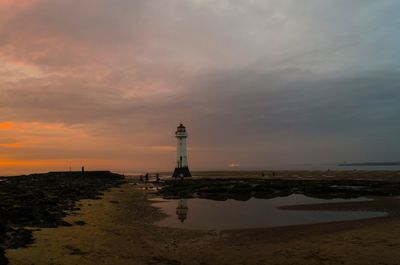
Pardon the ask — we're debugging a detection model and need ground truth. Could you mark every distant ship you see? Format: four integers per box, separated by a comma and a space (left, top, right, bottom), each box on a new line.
228, 163, 240, 169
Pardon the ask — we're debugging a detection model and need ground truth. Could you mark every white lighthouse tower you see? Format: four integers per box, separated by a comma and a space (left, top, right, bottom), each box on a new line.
172, 124, 192, 178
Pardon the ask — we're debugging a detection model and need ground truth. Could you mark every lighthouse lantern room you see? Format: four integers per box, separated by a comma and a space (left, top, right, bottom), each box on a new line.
172, 124, 192, 178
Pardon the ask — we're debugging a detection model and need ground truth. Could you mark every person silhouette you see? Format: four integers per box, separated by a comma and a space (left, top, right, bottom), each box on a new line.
156, 173, 160, 183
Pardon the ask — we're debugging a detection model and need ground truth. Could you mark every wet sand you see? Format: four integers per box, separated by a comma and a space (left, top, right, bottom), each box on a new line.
7, 181, 400, 265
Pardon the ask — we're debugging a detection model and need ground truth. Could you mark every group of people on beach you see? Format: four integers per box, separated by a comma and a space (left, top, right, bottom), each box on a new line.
138, 173, 160, 183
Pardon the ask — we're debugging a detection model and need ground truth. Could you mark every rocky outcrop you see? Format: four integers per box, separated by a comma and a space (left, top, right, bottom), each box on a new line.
0, 171, 124, 264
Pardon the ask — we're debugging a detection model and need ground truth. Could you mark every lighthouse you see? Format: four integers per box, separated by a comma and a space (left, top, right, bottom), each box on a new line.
172, 123, 192, 178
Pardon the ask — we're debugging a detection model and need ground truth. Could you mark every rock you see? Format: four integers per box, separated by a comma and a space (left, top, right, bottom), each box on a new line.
0, 171, 124, 262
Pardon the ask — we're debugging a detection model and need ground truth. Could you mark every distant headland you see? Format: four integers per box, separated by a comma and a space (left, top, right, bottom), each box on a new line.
338, 161, 400, 166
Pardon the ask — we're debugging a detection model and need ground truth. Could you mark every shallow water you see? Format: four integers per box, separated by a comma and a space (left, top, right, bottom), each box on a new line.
152, 195, 386, 230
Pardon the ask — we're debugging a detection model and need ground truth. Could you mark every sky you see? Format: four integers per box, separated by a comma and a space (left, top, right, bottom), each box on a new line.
0, 0, 399, 175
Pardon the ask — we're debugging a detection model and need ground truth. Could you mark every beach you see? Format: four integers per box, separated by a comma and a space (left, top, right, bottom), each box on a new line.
7, 176, 400, 265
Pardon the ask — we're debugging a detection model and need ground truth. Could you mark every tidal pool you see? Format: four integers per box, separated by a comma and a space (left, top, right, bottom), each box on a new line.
152, 195, 387, 230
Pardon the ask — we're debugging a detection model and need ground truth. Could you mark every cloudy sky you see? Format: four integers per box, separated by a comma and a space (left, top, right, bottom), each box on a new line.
0, 0, 399, 174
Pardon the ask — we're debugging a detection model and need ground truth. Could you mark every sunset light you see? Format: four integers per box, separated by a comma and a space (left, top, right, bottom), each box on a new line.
0, 1, 399, 264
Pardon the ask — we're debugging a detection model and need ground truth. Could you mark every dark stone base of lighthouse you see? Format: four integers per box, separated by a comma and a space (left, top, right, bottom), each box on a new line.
172, 167, 192, 178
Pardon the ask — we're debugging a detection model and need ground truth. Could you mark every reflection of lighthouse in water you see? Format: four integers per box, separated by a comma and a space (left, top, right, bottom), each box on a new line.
176, 199, 188, 223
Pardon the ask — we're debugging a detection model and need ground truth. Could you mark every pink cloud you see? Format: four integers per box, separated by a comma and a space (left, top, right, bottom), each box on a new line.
0, 0, 39, 8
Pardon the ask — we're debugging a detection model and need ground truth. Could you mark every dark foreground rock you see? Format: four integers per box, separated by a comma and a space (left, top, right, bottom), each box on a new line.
160, 176, 400, 201
0, 171, 124, 264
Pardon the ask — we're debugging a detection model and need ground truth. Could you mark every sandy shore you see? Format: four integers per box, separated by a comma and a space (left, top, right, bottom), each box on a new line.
7, 181, 400, 265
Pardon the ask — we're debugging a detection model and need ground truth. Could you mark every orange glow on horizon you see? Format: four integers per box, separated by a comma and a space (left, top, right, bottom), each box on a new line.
0, 120, 177, 175
0, 158, 64, 168
0, 122, 14, 129
0, 143, 23, 148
